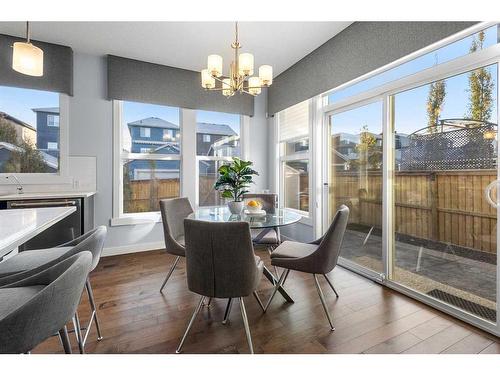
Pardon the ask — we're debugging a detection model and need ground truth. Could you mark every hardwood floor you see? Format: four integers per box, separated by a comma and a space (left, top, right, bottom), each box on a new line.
33, 248, 500, 354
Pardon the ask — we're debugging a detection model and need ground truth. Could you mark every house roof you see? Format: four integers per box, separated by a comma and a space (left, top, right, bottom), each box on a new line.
0, 142, 58, 169
128, 117, 237, 136
196, 122, 236, 136
128, 117, 179, 129
31, 107, 60, 114
0, 112, 36, 131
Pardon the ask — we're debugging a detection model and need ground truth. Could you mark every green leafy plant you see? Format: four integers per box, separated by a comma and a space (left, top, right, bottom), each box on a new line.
214, 157, 259, 202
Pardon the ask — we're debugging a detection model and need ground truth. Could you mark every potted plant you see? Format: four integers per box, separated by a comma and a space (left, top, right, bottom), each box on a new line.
214, 157, 259, 214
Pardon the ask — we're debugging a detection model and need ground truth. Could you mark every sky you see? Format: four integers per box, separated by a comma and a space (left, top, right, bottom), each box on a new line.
330, 26, 498, 136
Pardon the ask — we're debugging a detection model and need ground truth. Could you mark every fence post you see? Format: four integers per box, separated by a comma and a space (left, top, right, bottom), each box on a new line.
429, 172, 439, 241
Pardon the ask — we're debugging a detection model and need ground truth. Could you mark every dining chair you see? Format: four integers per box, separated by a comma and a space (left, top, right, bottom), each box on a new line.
0, 226, 108, 351
243, 193, 281, 273
159, 197, 193, 293
176, 219, 264, 354
0, 252, 92, 354
264, 205, 349, 331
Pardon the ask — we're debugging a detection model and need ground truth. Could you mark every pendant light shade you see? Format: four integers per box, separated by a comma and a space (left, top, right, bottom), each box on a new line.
12, 22, 44, 77
12, 42, 44, 76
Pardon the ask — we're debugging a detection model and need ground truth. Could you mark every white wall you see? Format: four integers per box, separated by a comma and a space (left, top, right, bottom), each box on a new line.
69, 52, 271, 255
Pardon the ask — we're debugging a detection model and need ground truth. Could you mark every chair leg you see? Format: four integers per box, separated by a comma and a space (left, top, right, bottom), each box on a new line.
323, 274, 339, 298
86, 278, 103, 341
176, 296, 205, 354
203, 297, 212, 308
72, 312, 85, 354
160, 256, 181, 293
264, 268, 290, 312
313, 274, 335, 331
253, 291, 265, 312
239, 297, 254, 354
222, 298, 233, 325
58, 326, 72, 354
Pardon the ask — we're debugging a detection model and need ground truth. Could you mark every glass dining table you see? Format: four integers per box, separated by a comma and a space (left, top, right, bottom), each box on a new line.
188, 206, 302, 303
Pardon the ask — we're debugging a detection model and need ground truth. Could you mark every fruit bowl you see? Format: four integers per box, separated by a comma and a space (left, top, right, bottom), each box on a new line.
246, 200, 262, 213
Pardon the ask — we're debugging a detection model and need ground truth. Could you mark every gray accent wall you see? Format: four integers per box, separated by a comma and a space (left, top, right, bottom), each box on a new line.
267, 21, 477, 114
107, 55, 254, 117
69, 52, 267, 253
0, 34, 73, 95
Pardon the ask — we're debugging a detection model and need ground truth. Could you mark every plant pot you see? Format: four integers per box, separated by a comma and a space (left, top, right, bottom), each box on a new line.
227, 201, 244, 215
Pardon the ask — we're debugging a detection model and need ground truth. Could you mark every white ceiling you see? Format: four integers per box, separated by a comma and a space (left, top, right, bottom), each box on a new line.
0, 22, 352, 75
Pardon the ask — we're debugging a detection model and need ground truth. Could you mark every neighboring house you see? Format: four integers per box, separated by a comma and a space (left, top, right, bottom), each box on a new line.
0, 142, 58, 172
125, 117, 239, 181
32, 107, 60, 157
0, 111, 37, 145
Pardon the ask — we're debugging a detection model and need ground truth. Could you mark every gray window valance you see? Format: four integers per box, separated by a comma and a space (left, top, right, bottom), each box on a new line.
267, 21, 477, 115
107, 55, 254, 116
0, 34, 73, 96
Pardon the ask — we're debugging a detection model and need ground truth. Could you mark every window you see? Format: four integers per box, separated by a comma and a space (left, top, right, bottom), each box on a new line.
163, 129, 176, 141
47, 114, 59, 127
47, 142, 58, 150
196, 110, 241, 206
278, 100, 310, 215
0, 86, 61, 173
328, 25, 499, 104
118, 101, 181, 215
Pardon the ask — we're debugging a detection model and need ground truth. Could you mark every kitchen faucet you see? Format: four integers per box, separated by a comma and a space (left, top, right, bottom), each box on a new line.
6, 175, 24, 194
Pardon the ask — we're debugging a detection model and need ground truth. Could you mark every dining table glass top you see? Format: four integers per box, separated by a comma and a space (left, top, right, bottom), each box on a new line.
188, 206, 302, 229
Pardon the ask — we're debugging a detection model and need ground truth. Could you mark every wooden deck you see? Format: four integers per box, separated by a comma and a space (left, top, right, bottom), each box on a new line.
33, 248, 500, 354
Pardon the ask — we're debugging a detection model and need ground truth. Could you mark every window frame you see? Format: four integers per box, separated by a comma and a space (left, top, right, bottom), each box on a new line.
195, 114, 247, 208
318, 26, 500, 337
112, 100, 182, 225
112, 101, 248, 225
47, 114, 60, 127
0, 92, 71, 184
276, 101, 314, 222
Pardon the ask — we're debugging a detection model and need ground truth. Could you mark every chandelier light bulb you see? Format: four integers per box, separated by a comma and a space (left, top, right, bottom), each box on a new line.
201, 69, 215, 89
259, 65, 273, 86
248, 77, 261, 95
222, 78, 233, 97
207, 55, 223, 77
238, 53, 254, 76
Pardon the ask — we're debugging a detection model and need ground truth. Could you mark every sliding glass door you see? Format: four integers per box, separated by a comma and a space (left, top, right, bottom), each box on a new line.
390, 64, 498, 323
328, 100, 384, 276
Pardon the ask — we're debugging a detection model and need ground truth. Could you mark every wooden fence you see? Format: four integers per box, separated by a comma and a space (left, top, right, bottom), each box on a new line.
124, 178, 180, 213
330, 170, 497, 254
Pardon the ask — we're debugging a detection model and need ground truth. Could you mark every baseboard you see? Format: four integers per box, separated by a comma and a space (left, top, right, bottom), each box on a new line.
102, 241, 165, 257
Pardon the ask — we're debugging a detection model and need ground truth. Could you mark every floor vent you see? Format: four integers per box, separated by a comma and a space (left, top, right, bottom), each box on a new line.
427, 289, 496, 322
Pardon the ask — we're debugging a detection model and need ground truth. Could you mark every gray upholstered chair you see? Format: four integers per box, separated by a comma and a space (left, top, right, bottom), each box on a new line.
159, 197, 193, 293
0, 252, 92, 354
264, 205, 349, 331
176, 219, 264, 354
0, 226, 107, 351
243, 193, 280, 247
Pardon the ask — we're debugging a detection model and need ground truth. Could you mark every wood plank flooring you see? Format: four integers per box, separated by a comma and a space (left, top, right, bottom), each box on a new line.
32, 248, 500, 354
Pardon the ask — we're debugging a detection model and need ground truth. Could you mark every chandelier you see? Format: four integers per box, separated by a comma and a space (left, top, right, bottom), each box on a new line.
201, 22, 273, 97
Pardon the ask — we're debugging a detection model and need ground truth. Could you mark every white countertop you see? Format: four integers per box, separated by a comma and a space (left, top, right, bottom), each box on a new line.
0, 191, 96, 201
0, 207, 76, 258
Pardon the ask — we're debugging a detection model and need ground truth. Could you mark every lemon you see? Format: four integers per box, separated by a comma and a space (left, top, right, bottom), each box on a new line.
247, 200, 260, 207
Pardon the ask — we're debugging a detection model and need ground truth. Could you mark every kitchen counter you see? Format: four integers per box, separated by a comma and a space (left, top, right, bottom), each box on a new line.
0, 191, 96, 201
0, 206, 76, 258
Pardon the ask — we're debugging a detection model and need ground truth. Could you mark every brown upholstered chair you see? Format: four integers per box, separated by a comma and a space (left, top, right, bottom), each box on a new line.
159, 197, 194, 293
176, 219, 264, 354
264, 205, 349, 331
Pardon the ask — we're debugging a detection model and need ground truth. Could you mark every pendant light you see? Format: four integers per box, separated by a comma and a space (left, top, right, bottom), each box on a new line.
12, 22, 44, 77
